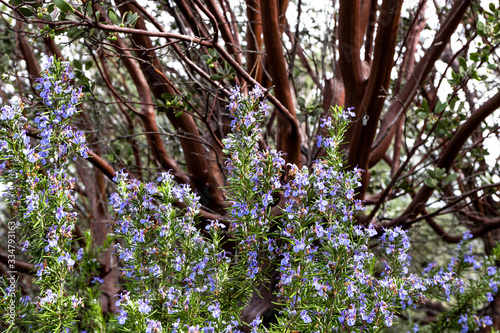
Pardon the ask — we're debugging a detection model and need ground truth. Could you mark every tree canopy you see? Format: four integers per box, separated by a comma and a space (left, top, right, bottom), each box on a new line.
1, 0, 500, 330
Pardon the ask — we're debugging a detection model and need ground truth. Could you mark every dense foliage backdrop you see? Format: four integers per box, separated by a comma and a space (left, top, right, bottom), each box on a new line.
1, 0, 500, 330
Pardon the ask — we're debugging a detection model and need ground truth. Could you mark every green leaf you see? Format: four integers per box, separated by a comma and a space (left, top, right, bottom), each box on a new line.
121, 11, 128, 25
458, 65, 465, 76
95, 11, 100, 22
127, 12, 139, 27
422, 99, 429, 113
435, 121, 448, 137
161, 93, 174, 101
108, 9, 119, 26
435, 100, 447, 114
442, 173, 458, 186
73, 59, 82, 70
58, 11, 67, 21
480, 174, 491, 185
487, 63, 498, 70
312, 107, 324, 116
427, 167, 445, 179
19, 7, 35, 17
470, 53, 479, 62
424, 177, 438, 188
85, 4, 93, 16
297, 97, 306, 109
470, 71, 480, 81
449, 97, 459, 110
458, 56, 467, 71
456, 101, 464, 115
434, 167, 445, 178
67, 27, 83, 39
53, 0, 74, 14
416, 111, 428, 120
209, 48, 218, 57
477, 21, 485, 36
210, 73, 224, 81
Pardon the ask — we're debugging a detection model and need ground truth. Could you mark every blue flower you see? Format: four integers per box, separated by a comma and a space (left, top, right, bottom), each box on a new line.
249, 316, 261, 332
145, 319, 162, 333
300, 310, 312, 323
292, 237, 306, 253
92, 276, 104, 284
55, 206, 67, 220
115, 290, 130, 308
208, 302, 221, 319
138, 298, 152, 314
57, 252, 75, 269
116, 308, 127, 325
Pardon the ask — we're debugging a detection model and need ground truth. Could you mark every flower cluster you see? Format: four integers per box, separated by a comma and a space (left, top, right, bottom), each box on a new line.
2, 74, 500, 333
0, 57, 92, 331
33, 56, 88, 161
109, 169, 248, 332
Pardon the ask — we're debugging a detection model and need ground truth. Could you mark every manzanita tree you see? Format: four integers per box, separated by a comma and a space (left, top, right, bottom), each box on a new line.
0, 0, 500, 331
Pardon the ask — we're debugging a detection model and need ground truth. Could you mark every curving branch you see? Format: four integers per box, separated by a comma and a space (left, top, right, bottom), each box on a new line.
347, 0, 403, 198
112, 0, 226, 211
246, 0, 264, 82
14, 20, 40, 89
338, 0, 367, 109
0, 253, 34, 275
369, 0, 472, 166
385, 89, 500, 228
97, 6, 191, 186
261, 0, 301, 168
203, 0, 241, 65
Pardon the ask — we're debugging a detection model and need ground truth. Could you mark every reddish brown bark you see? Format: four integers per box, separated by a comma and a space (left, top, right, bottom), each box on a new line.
363, 0, 378, 63
391, 1, 427, 176
113, 0, 226, 211
43, 37, 64, 60
246, 0, 263, 82
75, 152, 117, 313
338, 0, 368, 110
261, 0, 301, 168
347, 0, 403, 198
172, 0, 211, 40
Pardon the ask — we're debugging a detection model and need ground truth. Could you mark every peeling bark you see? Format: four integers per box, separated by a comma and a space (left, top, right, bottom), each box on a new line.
347, 0, 403, 198
261, 0, 301, 168
113, 0, 227, 212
